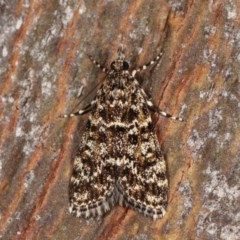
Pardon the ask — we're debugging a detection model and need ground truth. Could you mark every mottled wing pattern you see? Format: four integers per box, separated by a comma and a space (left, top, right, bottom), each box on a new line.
116, 80, 168, 219
69, 104, 116, 218
68, 48, 172, 219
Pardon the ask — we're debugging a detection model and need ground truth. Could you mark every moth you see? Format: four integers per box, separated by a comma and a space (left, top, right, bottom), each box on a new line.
63, 47, 182, 219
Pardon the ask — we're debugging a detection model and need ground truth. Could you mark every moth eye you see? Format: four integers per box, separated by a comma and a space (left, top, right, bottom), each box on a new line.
110, 61, 116, 69
122, 61, 129, 70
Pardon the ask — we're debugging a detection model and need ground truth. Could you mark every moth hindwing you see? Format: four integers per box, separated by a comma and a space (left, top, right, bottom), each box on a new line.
65, 47, 178, 220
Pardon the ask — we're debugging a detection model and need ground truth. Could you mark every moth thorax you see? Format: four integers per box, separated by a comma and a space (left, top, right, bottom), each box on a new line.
112, 88, 124, 99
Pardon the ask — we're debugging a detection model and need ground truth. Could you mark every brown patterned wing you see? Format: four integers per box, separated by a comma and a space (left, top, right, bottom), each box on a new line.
117, 87, 168, 219
69, 117, 115, 218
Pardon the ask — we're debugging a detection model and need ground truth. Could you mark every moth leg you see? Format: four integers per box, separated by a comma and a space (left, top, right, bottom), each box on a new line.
139, 87, 183, 121
132, 52, 163, 76
87, 54, 108, 73
147, 101, 183, 121
131, 51, 182, 121
154, 107, 183, 121
61, 102, 95, 118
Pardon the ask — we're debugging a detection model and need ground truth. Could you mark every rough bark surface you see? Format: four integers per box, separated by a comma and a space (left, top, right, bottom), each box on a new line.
0, 1, 239, 240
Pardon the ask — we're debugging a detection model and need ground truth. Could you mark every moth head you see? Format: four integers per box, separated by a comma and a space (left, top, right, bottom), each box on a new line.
110, 60, 129, 71
110, 47, 129, 71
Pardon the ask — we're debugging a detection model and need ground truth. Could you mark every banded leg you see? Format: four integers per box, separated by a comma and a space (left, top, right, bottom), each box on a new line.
147, 101, 183, 121
132, 51, 163, 76
61, 102, 94, 118
61, 54, 106, 119
129, 50, 182, 121
153, 106, 183, 121
140, 86, 183, 122
87, 55, 108, 73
